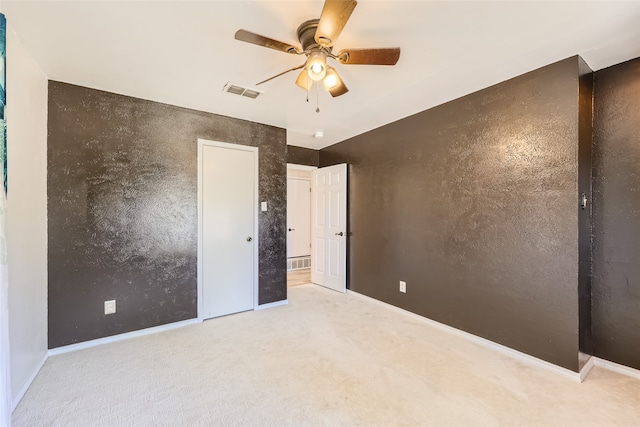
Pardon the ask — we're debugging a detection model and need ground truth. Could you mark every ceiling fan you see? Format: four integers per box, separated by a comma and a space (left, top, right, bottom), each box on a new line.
234, 0, 400, 98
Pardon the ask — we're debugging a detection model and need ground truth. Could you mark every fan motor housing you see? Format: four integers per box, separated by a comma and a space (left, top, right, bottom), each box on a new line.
297, 19, 324, 52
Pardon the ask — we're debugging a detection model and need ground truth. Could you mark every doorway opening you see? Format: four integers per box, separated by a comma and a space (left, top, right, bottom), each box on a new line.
286, 164, 315, 288
287, 162, 348, 292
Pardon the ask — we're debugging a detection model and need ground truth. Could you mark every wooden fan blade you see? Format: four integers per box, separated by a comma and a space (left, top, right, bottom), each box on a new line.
315, 0, 357, 47
337, 48, 401, 65
295, 69, 313, 91
235, 29, 301, 54
324, 67, 348, 97
256, 64, 305, 86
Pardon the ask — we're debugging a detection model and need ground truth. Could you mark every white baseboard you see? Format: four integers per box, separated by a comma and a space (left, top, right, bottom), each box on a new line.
579, 355, 595, 382
12, 351, 48, 412
13, 291, 640, 416
592, 357, 640, 380
13, 318, 199, 411
255, 299, 288, 311
346, 290, 583, 382
48, 318, 199, 357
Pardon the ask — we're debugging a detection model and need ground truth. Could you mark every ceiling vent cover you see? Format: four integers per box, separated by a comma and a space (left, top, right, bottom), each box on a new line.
223, 83, 263, 99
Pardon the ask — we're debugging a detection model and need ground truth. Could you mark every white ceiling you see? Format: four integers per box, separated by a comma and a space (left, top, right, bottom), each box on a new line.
3, 1, 639, 149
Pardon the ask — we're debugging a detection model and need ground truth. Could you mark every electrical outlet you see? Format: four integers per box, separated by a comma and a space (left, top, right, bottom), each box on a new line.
399, 281, 407, 293
104, 300, 116, 315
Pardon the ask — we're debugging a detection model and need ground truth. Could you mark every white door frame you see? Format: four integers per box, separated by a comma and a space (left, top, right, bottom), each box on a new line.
197, 138, 259, 321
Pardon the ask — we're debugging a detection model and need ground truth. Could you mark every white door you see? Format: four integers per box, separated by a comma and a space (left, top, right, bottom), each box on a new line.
199, 140, 257, 319
311, 163, 347, 293
287, 178, 311, 258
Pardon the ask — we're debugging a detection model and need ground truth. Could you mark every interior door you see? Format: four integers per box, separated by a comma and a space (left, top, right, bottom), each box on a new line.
200, 142, 256, 319
311, 163, 347, 293
287, 178, 311, 258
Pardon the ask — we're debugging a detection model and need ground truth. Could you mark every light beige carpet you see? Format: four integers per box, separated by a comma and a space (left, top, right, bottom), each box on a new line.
12, 285, 640, 426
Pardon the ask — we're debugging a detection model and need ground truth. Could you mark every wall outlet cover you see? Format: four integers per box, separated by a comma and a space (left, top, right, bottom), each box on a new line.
400, 281, 407, 293
104, 300, 116, 315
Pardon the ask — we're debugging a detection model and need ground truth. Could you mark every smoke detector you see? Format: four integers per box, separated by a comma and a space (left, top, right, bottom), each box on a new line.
223, 83, 263, 99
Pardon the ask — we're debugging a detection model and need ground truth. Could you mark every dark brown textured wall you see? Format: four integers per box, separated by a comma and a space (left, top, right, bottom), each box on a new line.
321, 57, 585, 371
287, 145, 319, 167
48, 82, 287, 348
592, 58, 640, 370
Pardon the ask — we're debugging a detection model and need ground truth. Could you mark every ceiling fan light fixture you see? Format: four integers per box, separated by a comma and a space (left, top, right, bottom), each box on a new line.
323, 67, 339, 90
307, 51, 327, 81
235, 0, 399, 100
295, 69, 313, 91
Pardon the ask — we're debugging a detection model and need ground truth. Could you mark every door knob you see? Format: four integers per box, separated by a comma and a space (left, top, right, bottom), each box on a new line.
288, 228, 295, 231
335, 232, 344, 236
246, 237, 252, 242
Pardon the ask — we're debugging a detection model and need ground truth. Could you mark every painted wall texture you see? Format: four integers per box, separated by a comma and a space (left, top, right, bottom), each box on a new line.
577, 58, 593, 359
48, 82, 287, 348
287, 145, 319, 167
6, 23, 49, 403
320, 57, 589, 371
592, 57, 640, 370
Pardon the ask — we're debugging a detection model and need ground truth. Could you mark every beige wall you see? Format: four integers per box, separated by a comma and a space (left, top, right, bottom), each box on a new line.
287, 166, 313, 180
6, 24, 48, 405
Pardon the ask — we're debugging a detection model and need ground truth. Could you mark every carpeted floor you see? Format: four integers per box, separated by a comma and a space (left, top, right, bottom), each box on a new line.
12, 284, 640, 426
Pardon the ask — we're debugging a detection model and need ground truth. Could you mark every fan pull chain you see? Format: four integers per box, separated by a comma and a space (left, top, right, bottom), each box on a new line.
316, 81, 320, 113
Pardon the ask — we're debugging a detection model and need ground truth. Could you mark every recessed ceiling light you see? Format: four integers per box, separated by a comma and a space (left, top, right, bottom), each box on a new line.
314, 131, 324, 139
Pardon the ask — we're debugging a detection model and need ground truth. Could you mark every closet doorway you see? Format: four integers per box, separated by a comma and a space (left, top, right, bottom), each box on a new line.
198, 139, 258, 319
